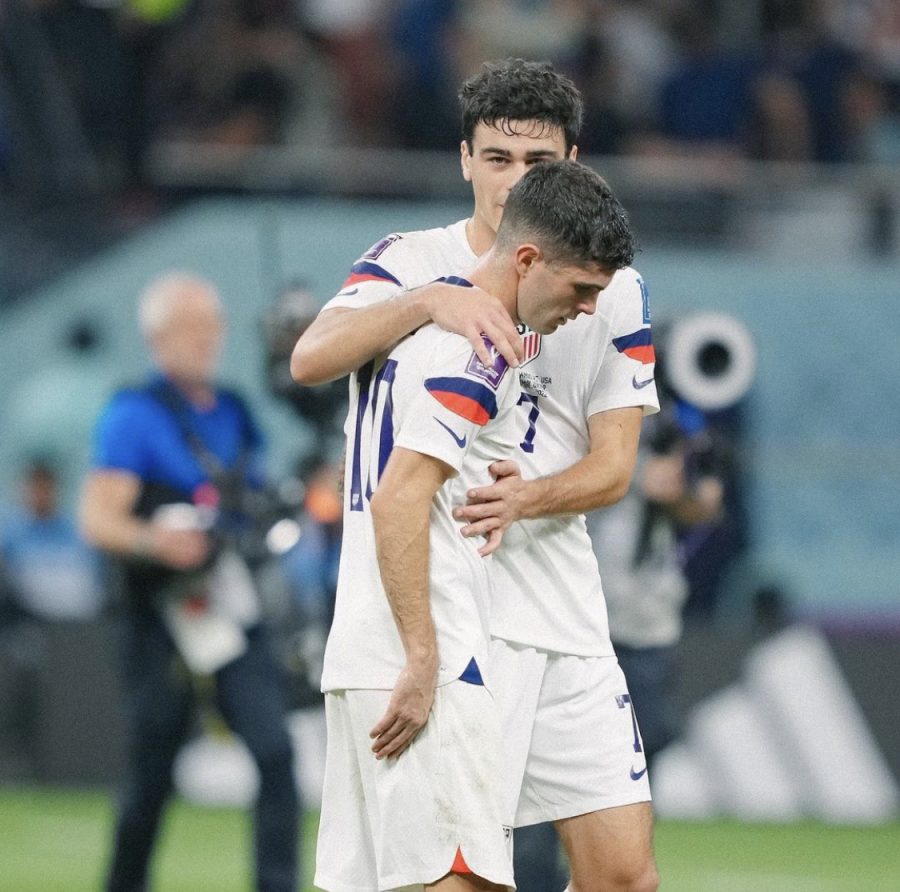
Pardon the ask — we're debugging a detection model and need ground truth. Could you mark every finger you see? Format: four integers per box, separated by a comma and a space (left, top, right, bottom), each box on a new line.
477, 528, 504, 557
372, 721, 412, 758
381, 724, 423, 760
484, 331, 521, 369
371, 720, 406, 756
466, 484, 501, 504
461, 518, 502, 539
489, 460, 520, 479
454, 501, 499, 522
482, 316, 525, 363
369, 709, 400, 740
467, 329, 494, 367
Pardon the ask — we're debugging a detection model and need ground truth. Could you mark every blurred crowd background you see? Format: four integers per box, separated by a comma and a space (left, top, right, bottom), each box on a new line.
3, 0, 900, 297
0, 0, 898, 860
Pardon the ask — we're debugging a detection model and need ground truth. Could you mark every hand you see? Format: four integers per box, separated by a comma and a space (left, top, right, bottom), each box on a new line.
369, 658, 437, 760
427, 285, 523, 369
640, 453, 687, 505
453, 460, 525, 556
147, 525, 212, 570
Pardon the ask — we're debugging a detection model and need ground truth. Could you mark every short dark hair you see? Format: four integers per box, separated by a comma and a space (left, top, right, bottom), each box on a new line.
459, 58, 584, 152
496, 160, 636, 270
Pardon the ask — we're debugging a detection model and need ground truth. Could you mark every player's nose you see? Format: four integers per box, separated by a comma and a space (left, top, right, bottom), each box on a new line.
577, 293, 599, 316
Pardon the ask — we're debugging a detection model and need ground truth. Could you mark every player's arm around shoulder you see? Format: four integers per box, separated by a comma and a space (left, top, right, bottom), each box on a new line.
290, 234, 522, 385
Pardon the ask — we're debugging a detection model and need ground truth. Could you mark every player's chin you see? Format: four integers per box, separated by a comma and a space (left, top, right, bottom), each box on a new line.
539, 318, 565, 335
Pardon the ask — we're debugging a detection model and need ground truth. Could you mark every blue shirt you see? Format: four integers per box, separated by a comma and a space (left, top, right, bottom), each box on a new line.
91, 375, 264, 497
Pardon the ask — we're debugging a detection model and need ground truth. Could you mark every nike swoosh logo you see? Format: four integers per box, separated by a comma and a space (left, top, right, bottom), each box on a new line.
630, 765, 648, 781
632, 374, 654, 390
434, 417, 466, 448
338, 287, 359, 296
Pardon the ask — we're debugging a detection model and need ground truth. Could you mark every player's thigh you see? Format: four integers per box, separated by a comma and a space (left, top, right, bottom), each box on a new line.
319, 684, 514, 892
554, 801, 658, 892
426, 872, 508, 891
516, 654, 651, 827
487, 638, 548, 822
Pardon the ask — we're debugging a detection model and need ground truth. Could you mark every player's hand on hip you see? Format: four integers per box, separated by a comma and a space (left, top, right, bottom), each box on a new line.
370, 658, 437, 760
453, 460, 525, 547
427, 284, 523, 369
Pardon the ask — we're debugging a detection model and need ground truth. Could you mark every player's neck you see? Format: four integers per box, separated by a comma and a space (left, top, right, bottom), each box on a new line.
465, 215, 497, 257
468, 256, 520, 326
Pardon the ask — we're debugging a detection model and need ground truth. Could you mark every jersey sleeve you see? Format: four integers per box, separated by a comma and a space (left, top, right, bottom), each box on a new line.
90, 391, 154, 476
321, 233, 408, 311
587, 269, 661, 418
395, 331, 514, 474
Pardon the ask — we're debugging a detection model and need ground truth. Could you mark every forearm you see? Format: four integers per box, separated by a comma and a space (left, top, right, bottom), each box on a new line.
371, 492, 437, 664
83, 507, 156, 559
291, 286, 443, 385
78, 475, 150, 558
515, 448, 636, 520
516, 407, 642, 519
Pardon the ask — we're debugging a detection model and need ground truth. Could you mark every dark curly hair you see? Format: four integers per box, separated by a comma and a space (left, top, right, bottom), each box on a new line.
459, 58, 584, 152
496, 160, 636, 270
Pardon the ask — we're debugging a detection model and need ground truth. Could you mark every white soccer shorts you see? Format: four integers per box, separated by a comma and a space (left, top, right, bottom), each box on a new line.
490, 638, 652, 827
315, 680, 515, 892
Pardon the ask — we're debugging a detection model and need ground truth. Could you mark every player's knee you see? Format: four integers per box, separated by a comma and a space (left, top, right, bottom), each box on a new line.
628, 861, 660, 892
570, 857, 659, 892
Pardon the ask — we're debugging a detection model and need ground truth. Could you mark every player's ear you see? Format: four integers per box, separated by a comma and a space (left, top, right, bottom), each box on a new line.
568, 144, 578, 161
515, 244, 541, 275
460, 140, 473, 182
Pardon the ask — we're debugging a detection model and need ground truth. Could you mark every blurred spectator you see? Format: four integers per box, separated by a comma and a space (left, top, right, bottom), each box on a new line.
653, 5, 757, 159
579, 0, 680, 151
388, 0, 461, 149
0, 458, 104, 622
149, 0, 341, 150
298, 0, 391, 145
79, 271, 299, 892
840, 65, 900, 163
456, 0, 588, 76
758, 0, 862, 162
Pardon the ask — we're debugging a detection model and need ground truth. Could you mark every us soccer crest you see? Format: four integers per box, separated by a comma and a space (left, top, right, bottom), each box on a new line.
518, 324, 541, 366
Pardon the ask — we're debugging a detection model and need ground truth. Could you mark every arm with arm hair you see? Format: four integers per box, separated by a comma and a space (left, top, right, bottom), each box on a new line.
367, 446, 454, 759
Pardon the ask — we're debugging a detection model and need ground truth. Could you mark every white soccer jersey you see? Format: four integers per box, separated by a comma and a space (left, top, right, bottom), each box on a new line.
322, 219, 659, 660
320, 317, 521, 692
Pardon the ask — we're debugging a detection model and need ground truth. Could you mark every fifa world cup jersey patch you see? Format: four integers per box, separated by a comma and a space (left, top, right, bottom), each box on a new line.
466, 335, 509, 390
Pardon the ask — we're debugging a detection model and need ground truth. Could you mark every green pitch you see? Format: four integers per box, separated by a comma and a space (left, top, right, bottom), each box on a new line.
1, 787, 898, 891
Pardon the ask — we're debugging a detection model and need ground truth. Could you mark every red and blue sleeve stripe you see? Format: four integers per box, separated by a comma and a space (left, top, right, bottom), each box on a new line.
341, 261, 402, 288
425, 377, 498, 426
613, 328, 655, 364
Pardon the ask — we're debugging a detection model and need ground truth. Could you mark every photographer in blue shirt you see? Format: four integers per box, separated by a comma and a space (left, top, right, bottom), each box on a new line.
79, 272, 298, 892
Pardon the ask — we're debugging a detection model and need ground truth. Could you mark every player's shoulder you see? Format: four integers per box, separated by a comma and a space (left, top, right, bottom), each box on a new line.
606, 265, 647, 300
398, 320, 472, 364
355, 220, 468, 268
